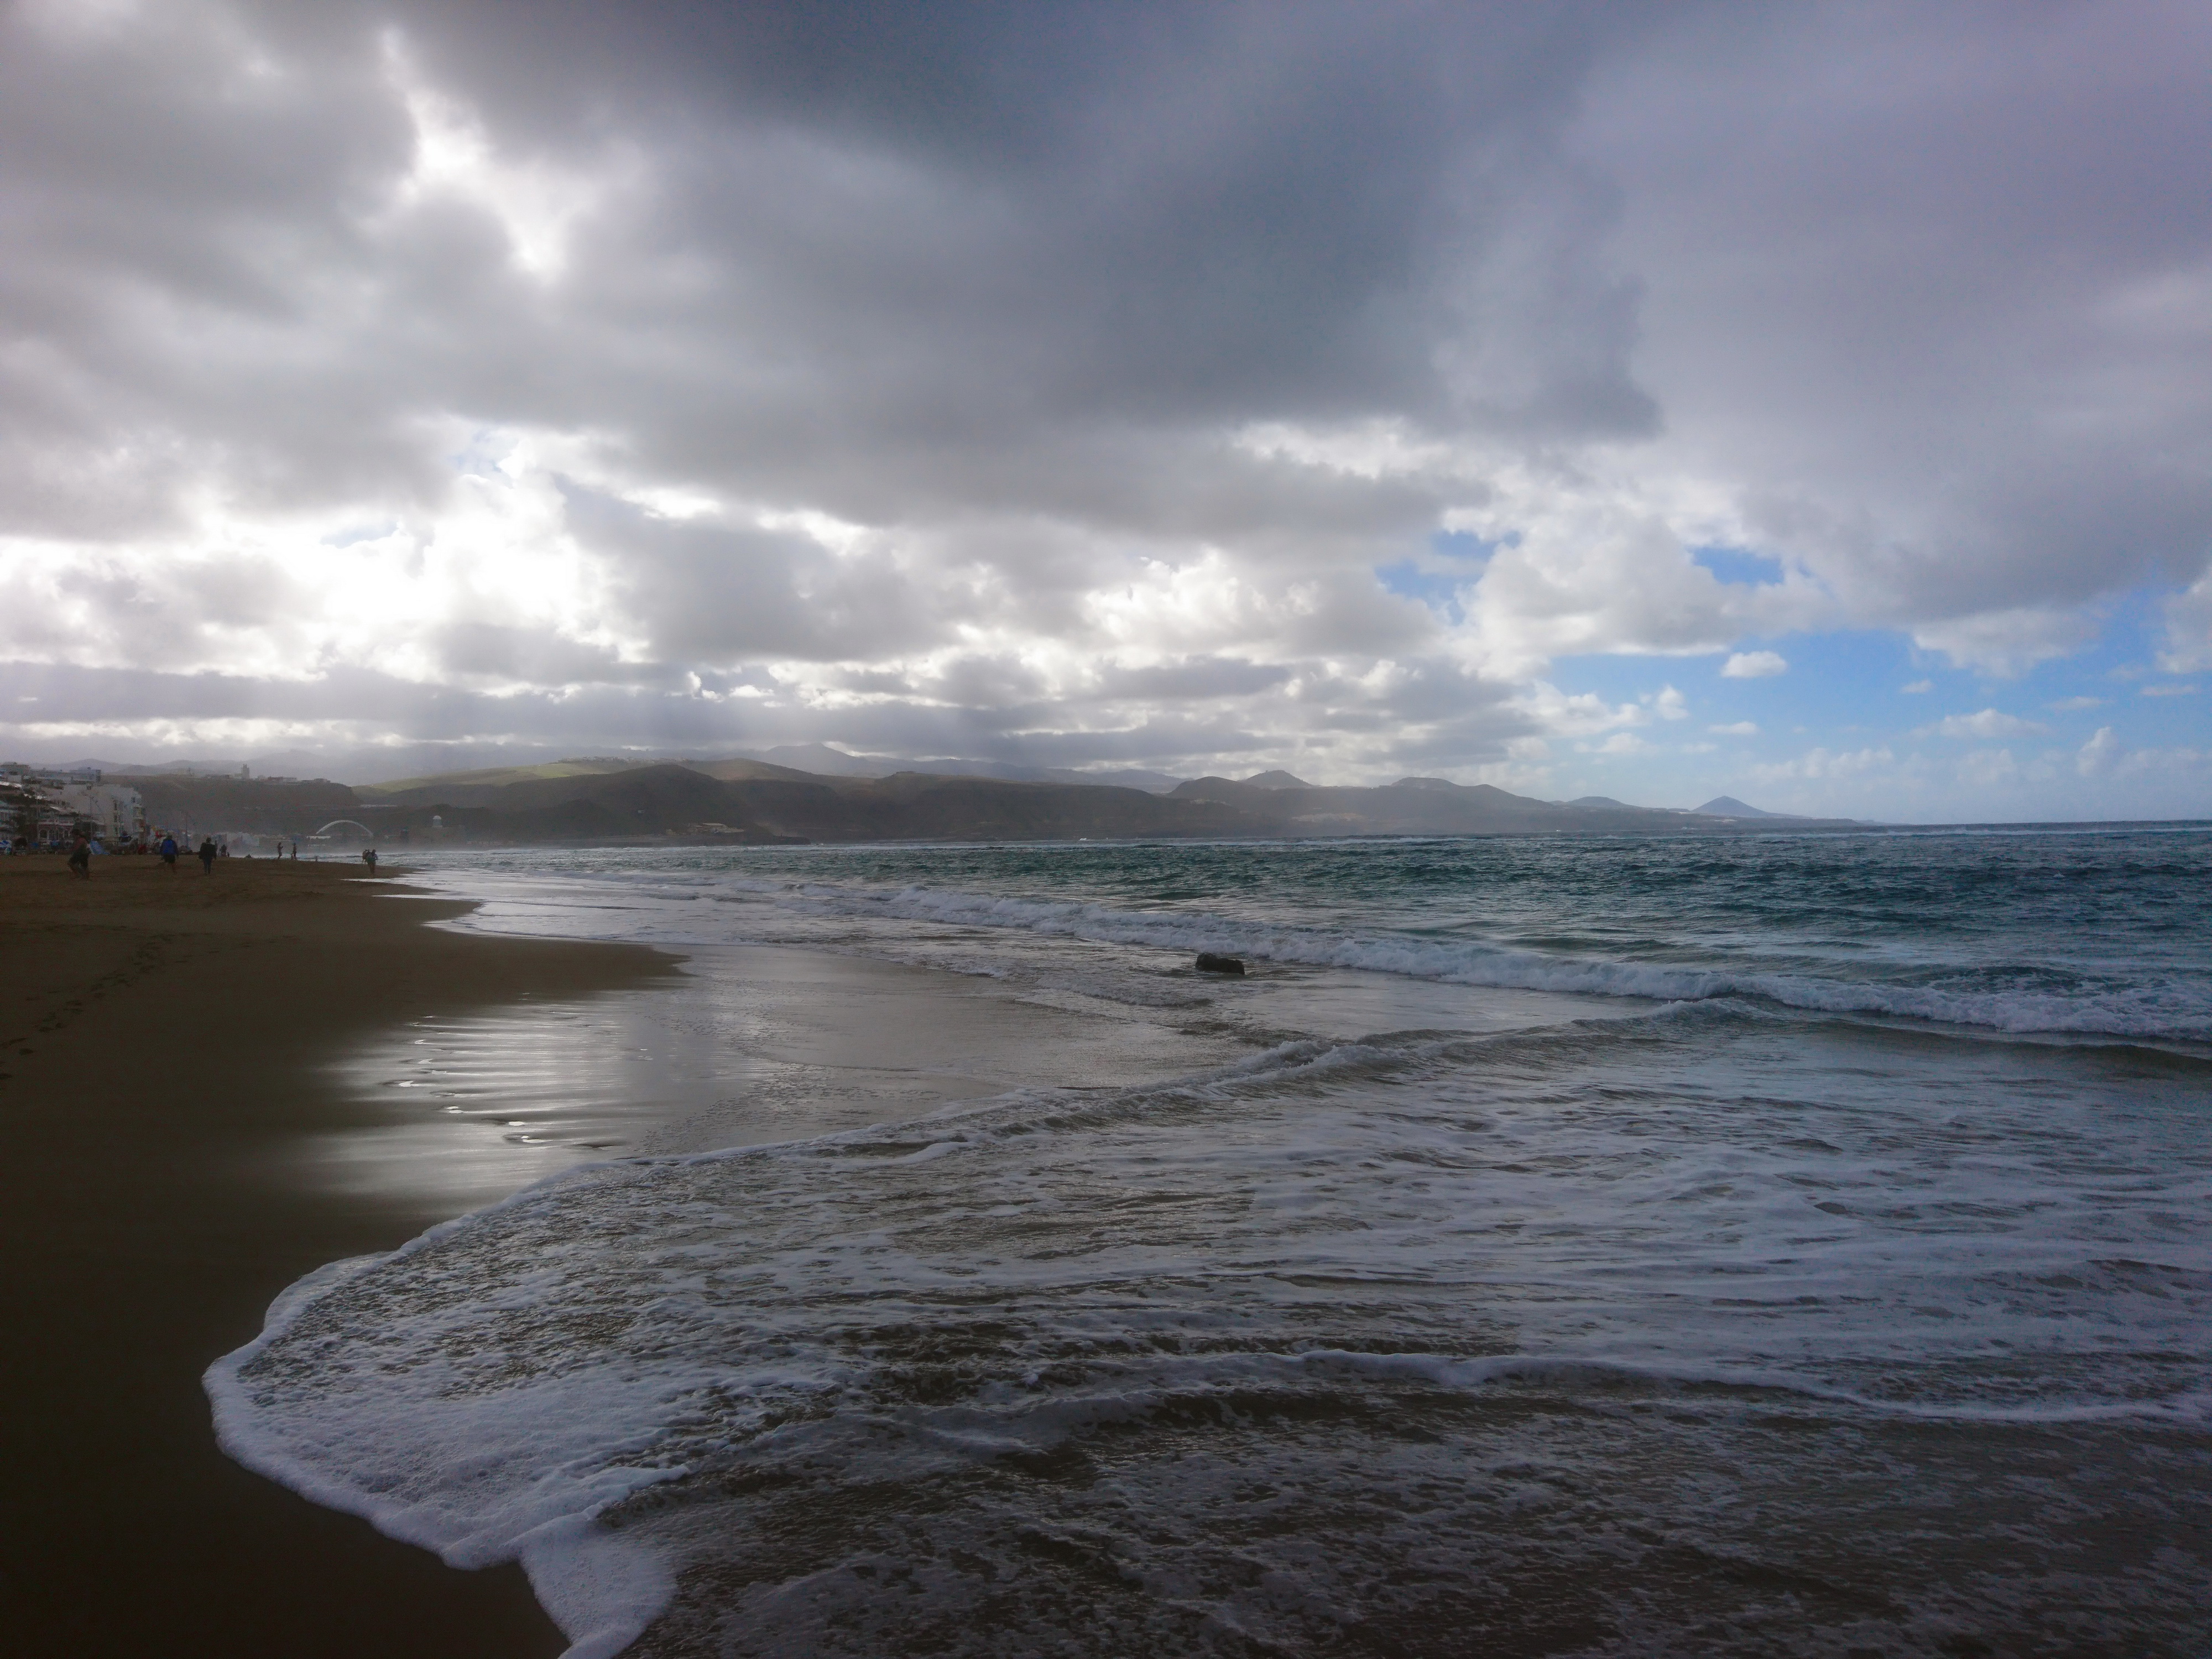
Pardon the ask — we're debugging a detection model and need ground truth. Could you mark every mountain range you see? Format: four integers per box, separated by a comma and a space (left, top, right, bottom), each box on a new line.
98, 757, 1861, 842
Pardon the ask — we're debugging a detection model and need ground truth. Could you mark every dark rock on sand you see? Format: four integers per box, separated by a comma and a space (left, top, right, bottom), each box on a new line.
1195, 953, 1245, 975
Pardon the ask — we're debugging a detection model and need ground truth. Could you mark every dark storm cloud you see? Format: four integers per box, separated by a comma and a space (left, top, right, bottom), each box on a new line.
0, 0, 1653, 543
1577, 1, 2212, 633
1091, 658, 1294, 703
430, 621, 662, 687
383, 0, 1651, 424
2, 0, 2206, 790
567, 491, 942, 664
0, 4, 459, 534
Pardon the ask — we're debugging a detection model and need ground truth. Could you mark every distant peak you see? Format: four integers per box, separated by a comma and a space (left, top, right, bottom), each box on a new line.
1241, 770, 1313, 789
1390, 776, 1462, 791
1694, 795, 1778, 818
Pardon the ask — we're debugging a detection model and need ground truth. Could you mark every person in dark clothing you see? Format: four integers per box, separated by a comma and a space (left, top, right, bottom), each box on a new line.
159, 833, 178, 870
361, 846, 378, 874
197, 837, 217, 873
67, 831, 91, 878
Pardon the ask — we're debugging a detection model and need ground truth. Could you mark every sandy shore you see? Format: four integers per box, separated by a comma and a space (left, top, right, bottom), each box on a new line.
0, 853, 1260, 1656
0, 855, 675, 1657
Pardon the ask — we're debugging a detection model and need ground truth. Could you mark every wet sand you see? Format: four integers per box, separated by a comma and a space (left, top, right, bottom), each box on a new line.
0, 853, 1255, 1656
0, 855, 673, 1657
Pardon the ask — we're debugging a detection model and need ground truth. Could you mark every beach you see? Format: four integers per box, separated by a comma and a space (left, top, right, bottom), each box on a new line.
215, 835, 2209, 1656
0, 855, 672, 1656
0, 852, 1255, 1656
9, 834, 2208, 1656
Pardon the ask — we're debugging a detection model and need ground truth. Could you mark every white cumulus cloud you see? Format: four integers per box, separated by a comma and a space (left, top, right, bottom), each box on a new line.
1754, 744, 1893, 781
1721, 651, 1787, 679
2077, 726, 2121, 777
1922, 709, 2050, 739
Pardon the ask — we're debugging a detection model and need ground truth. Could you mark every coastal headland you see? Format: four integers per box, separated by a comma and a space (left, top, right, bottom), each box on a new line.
0, 855, 672, 1656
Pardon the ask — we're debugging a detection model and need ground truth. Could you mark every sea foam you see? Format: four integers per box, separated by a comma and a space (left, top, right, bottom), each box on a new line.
211, 998, 2212, 1654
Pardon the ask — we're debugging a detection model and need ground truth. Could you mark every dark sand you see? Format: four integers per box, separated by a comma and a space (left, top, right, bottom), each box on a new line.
0, 855, 675, 1657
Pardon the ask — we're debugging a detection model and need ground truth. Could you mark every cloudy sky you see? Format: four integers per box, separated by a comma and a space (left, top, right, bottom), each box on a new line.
2, 0, 2207, 819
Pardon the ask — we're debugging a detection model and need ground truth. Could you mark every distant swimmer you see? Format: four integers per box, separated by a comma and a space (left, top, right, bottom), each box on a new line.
362, 846, 378, 874
198, 837, 217, 874
159, 833, 178, 871
67, 831, 90, 879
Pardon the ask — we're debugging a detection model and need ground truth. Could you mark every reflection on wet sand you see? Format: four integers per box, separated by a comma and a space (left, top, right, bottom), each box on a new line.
299, 943, 1251, 1213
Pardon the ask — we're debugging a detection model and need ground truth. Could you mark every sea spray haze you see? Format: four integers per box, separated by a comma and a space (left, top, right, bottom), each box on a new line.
213, 828, 2212, 1656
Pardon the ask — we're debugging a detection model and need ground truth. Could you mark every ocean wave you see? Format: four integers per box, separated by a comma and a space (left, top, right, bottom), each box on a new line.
208, 1288, 2211, 1657
209, 982, 2212, 1657
707, 875, 2212, 1042
243, 841, 2212, 1655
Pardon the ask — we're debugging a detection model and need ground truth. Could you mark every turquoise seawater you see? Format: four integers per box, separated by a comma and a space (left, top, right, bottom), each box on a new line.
214, 828, 2212, 1656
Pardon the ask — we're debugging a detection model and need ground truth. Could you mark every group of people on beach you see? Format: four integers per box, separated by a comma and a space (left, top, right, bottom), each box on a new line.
23, 829, 318, 875
139, 832, 220, 874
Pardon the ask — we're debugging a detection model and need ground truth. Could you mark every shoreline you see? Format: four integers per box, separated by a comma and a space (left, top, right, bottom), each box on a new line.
1, 853, 1261, 1655
0, 857, 676, 1657
15, 846, 2200, 1652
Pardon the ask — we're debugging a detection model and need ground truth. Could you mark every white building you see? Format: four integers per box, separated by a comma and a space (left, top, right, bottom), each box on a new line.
51, 781, 145, 841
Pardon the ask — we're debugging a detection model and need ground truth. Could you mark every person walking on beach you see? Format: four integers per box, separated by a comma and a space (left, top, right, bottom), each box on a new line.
361, 845, 378, 874
197, 836, 217, 874
67, 830, 91, 879
159, 832, 178, 871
